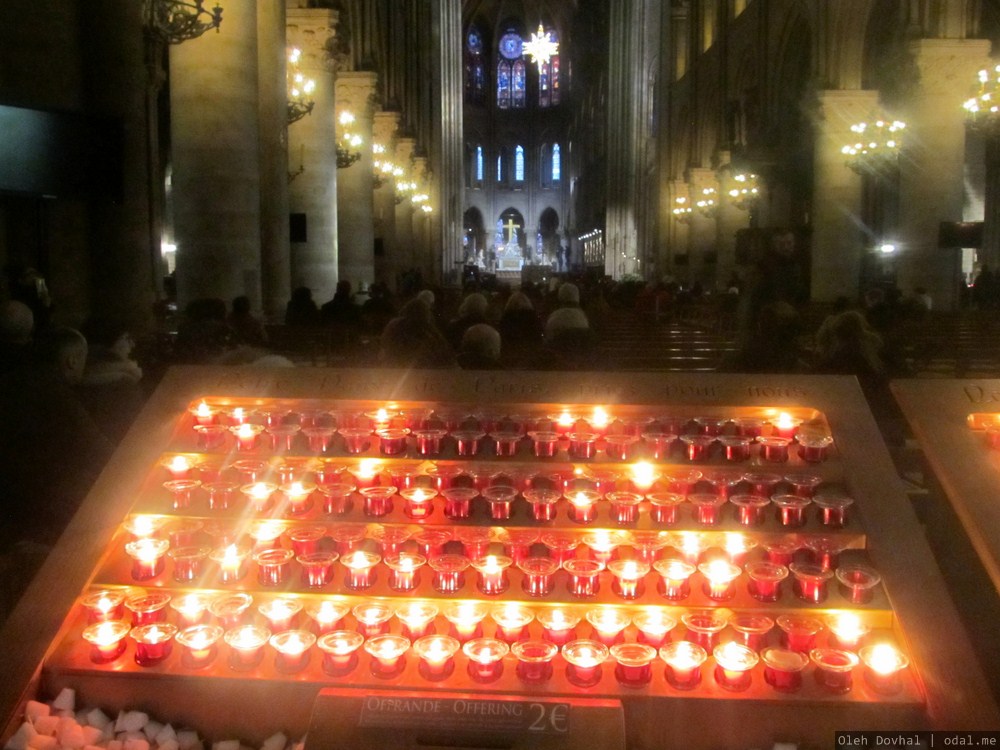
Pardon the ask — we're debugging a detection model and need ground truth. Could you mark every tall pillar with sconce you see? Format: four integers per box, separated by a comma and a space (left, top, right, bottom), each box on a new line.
898, 39, 990, 310
687, 167, 719, 285
372, 110, 401, 289
714, 153, 749, 292
257, 0, 290, 322
811, 89, 879, 303
170, 0, 263, 308
286, 7, 340, 305
394, 137, 417, 282
335, 71, 378, 291
667, 180, 692, 276
411, 155, 435, 282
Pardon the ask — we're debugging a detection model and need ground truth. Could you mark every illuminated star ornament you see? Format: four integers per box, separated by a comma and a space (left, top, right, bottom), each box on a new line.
523, 23, 558, 71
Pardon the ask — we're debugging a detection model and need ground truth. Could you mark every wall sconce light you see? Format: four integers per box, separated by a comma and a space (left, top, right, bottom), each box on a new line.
337, 112, 363, 169
287, 48, 316, 125
144, 0, 222, 45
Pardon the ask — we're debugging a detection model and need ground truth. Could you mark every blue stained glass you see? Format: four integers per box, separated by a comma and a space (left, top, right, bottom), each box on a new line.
476, 146, 484, 182
496, 154, 502, 182
497, 61, 511, 108
512, 60, 526, 108
515, 145, 524, 182
552, 144, 561, 181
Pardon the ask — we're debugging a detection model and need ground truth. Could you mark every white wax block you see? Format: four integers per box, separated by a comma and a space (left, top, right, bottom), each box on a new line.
259, 733, 286, 750
157, 740, 179, 750
26, 736, 59, 750
25, 703, 51, 722
51, 690, 75, 713
5, 722, 38, 750
154, 725, 176, 746
32, 717, 59, 737
142, 722, 162, 742
123, 738, 149, 750
84, 710, 110, 731
211, 740, 239, 750
175, 731, 200, 750
78, 727, 101, 747
120, 714, 149, 735
114, 714, 127, 733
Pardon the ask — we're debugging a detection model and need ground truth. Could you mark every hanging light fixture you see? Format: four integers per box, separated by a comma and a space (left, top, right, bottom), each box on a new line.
522, 23, 558, 72
144, 0, 222, 45
337, 112, 363, 169
695, 187, 718, 217
286, 48, 316, 125
841, 118, 905, 175
726, 172, 760, 210
963, 65, 1000, 134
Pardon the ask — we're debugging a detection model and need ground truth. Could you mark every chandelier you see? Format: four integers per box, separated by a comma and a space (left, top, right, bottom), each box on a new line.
963, 65, 1000, 134
726, 172, 760, 210
144, 0, 222, 45
841, 118, 905, 175
522, 24, 558, 72
372, 144, 405, 190
337, 112, 363, 169
695, 187, 718, 217
394, 179, 416, 205
671, 196, 692, 223
286, 48, 316, 125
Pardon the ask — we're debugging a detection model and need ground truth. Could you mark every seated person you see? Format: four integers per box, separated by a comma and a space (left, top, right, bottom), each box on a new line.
457, 324, 502, 370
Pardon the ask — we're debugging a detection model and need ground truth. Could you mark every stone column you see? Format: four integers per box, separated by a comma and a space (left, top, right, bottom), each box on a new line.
170, 0, 261, 308
432, 0, 463, 284
687, 167, 719, 284
258, 1, 290, 320
394, 136, 417, 280
412, 155, 432, 281
666, 179, 691, 279
715, 171, 751, 291
335, 70, 378, 290
897, 39, 991, 309
287, 8, 340, 305
811, 89, 880, 303
372, 110, 401, 289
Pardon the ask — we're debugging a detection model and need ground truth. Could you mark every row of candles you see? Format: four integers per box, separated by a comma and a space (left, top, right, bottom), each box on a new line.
157, 476, 854, 530
80, 590, 908, 695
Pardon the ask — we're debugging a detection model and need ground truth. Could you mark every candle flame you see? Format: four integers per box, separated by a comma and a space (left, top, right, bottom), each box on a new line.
196, 401, 211, 417
558, 411, 574, 427
250, 483, 271, 500
188, 631, 211, 649
169, 455, 190, 472
133, 539, 164, 562
665, 642, 702, 669
357, 458, 380, 478
232, 626, 263, 649
619, 561, 640, 579
410, 489, 426, 502
592, 407, 609, 428
347, 550, 372, 568
222, 544, 240, 564
704, 559, 738, 582
313, 601, 340, 623
96, 596, 114, 613
177, 593, 207, 613
678, 531, 702, 554
232, 407, 245, 421
724, 532, 747, 555
571, 491, 591, 507
829, 612, 865, 640
376, 408, 389, 422
130, 515, 156, 537
278, 632, 307, 655
868, 643, 905, 674
289, 481, 305, 495
631, 461, 655, 486
237, 423, 256, 439
775, 412, 795, 429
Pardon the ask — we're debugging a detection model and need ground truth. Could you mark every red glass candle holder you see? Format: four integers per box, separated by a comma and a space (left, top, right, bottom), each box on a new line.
653, 559, 696, 600
641, 431, 676, 460
719, 436, 752, 462
762, 537, 799, 566
662, 470, 702, 496
82, 620, 131, 663
82, 590, 126, 623
490, 603, 535, 643
740, 472, 781, 498
491, 430, 523, 457
515, 556, 558, 597
313, 460, 346, 486
252, 548, 293, 586
194, 423, 227, 450
359, 486, 396, 517
472, 555, 513, 595
537, 608, 580, 646
333, 427, 367, 454
605, 491, 642, 525
131, 623, 177, 666
814, 494, 855, 528
409, 428, 445, 457
438, 486, 475, 519
411, 635, 460, 681
429, 554, 471, 594
365, 634, 410, 678
836, 564, 882, 604
746, 560, 789, 602
353, 601, 395, 638
241, 481, 277, 513
680, 435, 714, 461
541, 532, 579, 565
330, 526, 366, 558
512, 640, 557, 683
168, 545, 210, 583
804, 536, 847, 570
317, 630, 364, 675
190, 400, 217, 426
762, 647, 808, 692
604, 434, 639, 461
266, 424, 301, 451
232, 459, 268, 484
201, 481, 236, 511
229, 423, 264, 452
660, 641, 707, 690
644, 492, 682, 526
859, 644, 910, 695
769, 413, 802, 439
564, 489, 599, 524
790, 562, 834, 603
368, 525, 411, 558
628, 531, 670, 565
224, 624, 270, 670
797, 434, 833, 463
400, 487, 437, 519
632, 610, 676, 648
772, 494, 811, 527
523, 488, 560, 521
449, 430, 482, 457
608, 559, 650, 600
700, 470, 742, 498
394, 601, 439, 640
451, 527, 490, 561
210, 544, 250, 584
285, 526, 325, 557
122, 514, 167, 542
777, 614, 824, 652
720, 532, 757, 566
713, 642, 758, 692
681, 611, 727, 652
163, 454, 198, 481
730, 494, 770, 526
482, 485, 518, 520
610, 643, 657, 687
279, 481, 316, 516
385, 552, 427, 592
560, 639, 608, 687
297, 551, 338, 587
207, 592, 252, 632
811, 648, 859, 693
463, 638, 508, 683
340, 550, 381, 591
376, 428, 410, 456
166, 592, 210, 630
176, 624, 223, 669
582, 530, 627, 566
564, 558, 604, 598
305, 600, 350, 635
124, 538, 169, 581
414, 528, 452, 558
567, 431, 598, 458
495, 528, 537, 564
443, 601, 489, 642
783, 473, 823, 498
698, 560, 741, 601
826, 612, 870, 651
688, 493, 727, 526
728, 613, 774, 651
757, 436, 791, 463
525, 430, 558, 458
348, 461, 383, 490
585, 607, 630, 646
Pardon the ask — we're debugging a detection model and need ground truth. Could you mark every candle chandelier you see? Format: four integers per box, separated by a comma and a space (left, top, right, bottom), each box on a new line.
963, 64, 1000, 134
144, 0, 222, 45
522, 23, 558, 72
671, 196, 692, 224
726, 172, 760, 211
695, 187, 718, 217
337, 112, 363, 169
372, 144, 405, 190
394, 178, 416, 206
286, 48, 316, 125
841, 118, 905, 175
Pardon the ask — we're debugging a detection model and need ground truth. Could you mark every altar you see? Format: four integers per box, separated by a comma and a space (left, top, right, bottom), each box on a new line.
495, 217, 524, 272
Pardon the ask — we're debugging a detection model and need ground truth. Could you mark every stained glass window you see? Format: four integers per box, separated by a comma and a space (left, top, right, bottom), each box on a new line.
465, 27, 485, 104
497, 60, 511, 109
539, 61, 551, 108
551, 55, 560, 105
475, 146, 484, 182
496, 153, 502, 182
552, 144, 561, 182
515, 145, 525, 182
512, 60, 526, 108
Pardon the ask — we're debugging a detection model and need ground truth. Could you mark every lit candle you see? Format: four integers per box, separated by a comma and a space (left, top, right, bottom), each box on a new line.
401, 487, 436, 519
230, 423, 264, 452
789, 562, 834, 603
688, 493, 727, 526
554, 410, 576, 435
652, 559, 696, 601
162, 479, 201, 510
413, 635, 460, 680
359, 486, 396, 517
385, 552, 426, 592
280, 481, 316, 515
224, 624, 270, 670
349, 459, 383, 489
564, 558, 604, 598
608, 559, 649, 600
353, 601, 394, 638
681, 611, 727, 652
176, 624, 223, 669
811, 648, 859, 693
254, 548, 295, 586
122, 514, 166, 541
674, 531, 705, 565
441, 487, 477, 519
168, 545, 210, 583
82, 620, 130, 663
192, 400, 215, 425
632, 609, 676, 648
660, 640, 707, 690
305, 599, 350, 634
394, 601, 439, 640
125, 538, 170, 581
164, 454, 196, 480
827, 612, 870, 650
490, 603, 534, 643
317, 630, 364, 675
211, 544, 249, 584
585, 607, 630, 646
241, 481, 278, 513
860, 644, 909, 694
257, 597, 303, 632
610, 642, 657, 687
582, 530, 627, 565
699, 559, 741, 601
730, 494, 770, 526
761, 646, 808, 692
835, 564, 882, 604
777, 614, 824, 652
365, 634, 410, 677
81, 590, 126, 623
443, 601, 489, 642
472, 555, 512, 596
562, 639, 609, 687
590, 407, 611, 435
713, 641, 758, 691
340, 550, 381, 591
722, 532, 756, 566
512, 640, 558, 683
131, 623, 178, 667
464, 638, 509, 682
169, 592, 211, 628
518, 556, 560, 597
771, 412, 801, 439
269, 629, 315, 673
537, 608, 580, 646
482, 485, 518, 520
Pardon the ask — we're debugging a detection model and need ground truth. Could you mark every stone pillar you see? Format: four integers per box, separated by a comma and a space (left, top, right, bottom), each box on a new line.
335, 70, 378, 290
372, 110, 401, 289
394, 136, 417, 281
687, 167, 718, 284
432, 0, 463, 284
412, 155, 432, 280
171, 0, 261, 308
666, 179, 691, 279
897, 39, 991, 309
287, 8, 340, 305
715, 164, 750, 292
811, 90, 880, 303
258, 1, 290, 320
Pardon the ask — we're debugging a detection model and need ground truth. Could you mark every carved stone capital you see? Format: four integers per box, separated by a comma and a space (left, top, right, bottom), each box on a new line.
908, 38, 991, 98
815, 89, 881, 133
336, 71, 379, 119
286, 8, 343, 74
372, 111, 401, 148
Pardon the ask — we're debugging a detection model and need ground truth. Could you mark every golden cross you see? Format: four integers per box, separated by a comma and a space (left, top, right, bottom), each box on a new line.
503, 217, 519, 242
